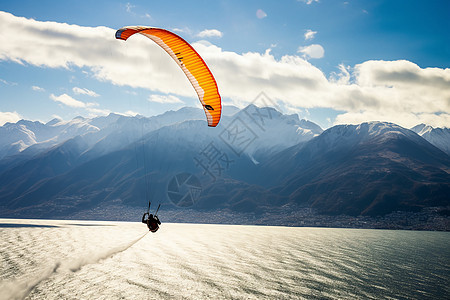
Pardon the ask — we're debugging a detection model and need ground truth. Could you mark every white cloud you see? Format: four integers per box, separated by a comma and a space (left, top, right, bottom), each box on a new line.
329, 64, 351, 85
32, 85, 45, 92
50, 93, 86, 108
299, 0, 320, 4
304, 29, 317, 40
298, 44, 325, 59
197, 29, 223, 38
0, 111, 21, 126
125, 90, 138, 96
1, 11, 449, 128
125, 2, 134, 13
334, 60, 450, 127
172, 27, 193, 36
195, 42, 450, 127
73, 87, 99, 97
149, 94, 183, 104
50, 92, 106, 115
193, 43, 330, 106
0, 78, 17, 86
256, 9, 267, 19
86, 107, 110, 117
122, 110, 139, 116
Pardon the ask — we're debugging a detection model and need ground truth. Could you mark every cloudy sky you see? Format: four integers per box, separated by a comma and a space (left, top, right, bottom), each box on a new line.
0, 0, 449, 129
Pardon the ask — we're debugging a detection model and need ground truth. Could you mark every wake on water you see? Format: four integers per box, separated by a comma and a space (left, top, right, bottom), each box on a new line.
0, 232, 147, 300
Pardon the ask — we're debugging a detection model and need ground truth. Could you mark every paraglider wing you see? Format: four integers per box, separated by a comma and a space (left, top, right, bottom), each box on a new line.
116, 26, 222, 127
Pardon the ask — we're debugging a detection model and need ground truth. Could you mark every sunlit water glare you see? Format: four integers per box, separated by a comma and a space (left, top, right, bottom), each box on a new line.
1, 219, 449, 299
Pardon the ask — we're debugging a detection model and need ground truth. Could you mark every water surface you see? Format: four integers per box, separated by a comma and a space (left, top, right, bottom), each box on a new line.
1, 219, 449, 299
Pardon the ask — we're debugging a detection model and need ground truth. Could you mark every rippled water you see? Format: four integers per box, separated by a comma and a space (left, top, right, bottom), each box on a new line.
0, 219, 449, 299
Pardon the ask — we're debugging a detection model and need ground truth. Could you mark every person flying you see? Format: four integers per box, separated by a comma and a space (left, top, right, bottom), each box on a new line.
142, 212, 161, 232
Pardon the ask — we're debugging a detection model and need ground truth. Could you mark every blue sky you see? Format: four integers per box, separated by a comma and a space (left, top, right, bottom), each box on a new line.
1, 0, 449, 129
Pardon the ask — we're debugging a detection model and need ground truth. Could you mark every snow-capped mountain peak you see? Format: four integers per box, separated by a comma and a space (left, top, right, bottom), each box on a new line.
303, 121, 429, 156
0, 105, 324, 162
411, 124, 450, 155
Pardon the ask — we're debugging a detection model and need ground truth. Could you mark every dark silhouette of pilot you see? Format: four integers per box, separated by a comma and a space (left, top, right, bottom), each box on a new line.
142, 212, 161, 232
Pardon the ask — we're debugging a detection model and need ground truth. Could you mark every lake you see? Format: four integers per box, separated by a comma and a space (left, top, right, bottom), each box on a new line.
1, 219, 449, 299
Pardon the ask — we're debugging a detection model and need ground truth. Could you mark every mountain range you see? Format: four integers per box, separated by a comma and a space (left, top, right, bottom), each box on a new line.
0, 105, 449, 227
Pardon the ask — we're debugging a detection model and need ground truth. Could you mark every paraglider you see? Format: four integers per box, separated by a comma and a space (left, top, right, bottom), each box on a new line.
115, 26, 222, 127
116, 26, 222, 232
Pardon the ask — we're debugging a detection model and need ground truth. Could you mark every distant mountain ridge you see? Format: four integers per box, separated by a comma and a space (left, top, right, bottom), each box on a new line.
0, 106, 449, 224
411, 124, 450, 155
255, 122, 450, 216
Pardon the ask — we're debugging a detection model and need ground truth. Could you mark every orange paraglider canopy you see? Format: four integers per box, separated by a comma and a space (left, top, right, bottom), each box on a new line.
116, 26, 222, 127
